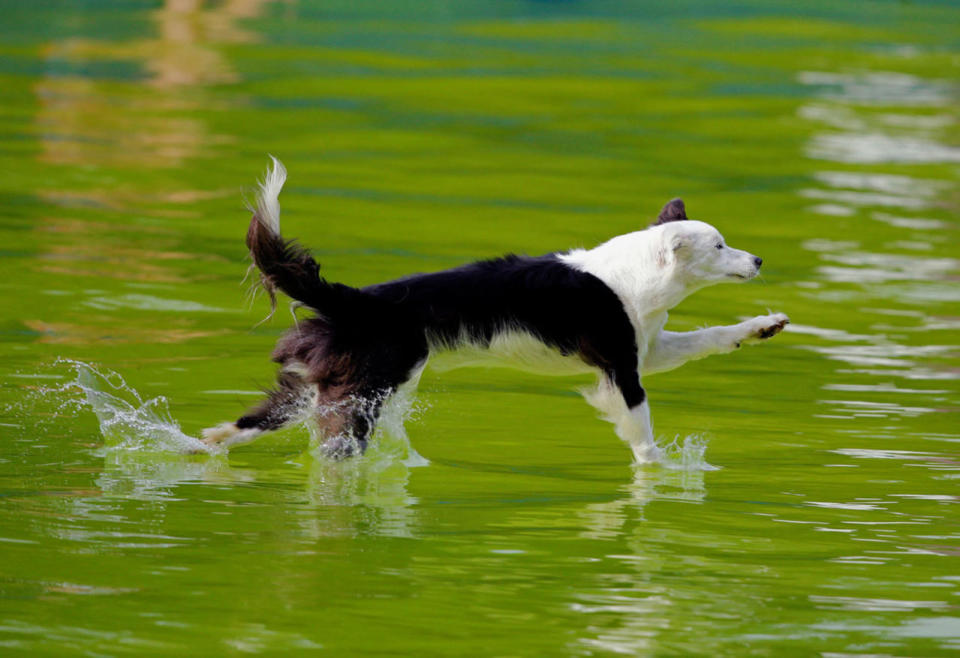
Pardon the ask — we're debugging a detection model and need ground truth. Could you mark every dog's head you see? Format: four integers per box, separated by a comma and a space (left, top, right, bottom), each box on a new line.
653, 199, 763, 285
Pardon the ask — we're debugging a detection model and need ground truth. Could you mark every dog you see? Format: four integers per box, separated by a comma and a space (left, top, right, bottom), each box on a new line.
202, 158, 789, 462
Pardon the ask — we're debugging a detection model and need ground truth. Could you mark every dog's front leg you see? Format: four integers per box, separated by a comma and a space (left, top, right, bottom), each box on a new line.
643, 313, 789, 375
583, 368, 661, 464
619, 396, 660, 464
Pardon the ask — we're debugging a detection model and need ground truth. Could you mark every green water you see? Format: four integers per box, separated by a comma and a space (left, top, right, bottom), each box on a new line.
2, 1, 959, 655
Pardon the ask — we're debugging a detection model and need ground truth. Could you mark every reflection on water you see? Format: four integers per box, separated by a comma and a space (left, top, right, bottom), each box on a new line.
791, 319, 956, 389
97, 452, 251, 501
808, 133, 960, 164
27, 360, 425, 539
35, 0, 275, 171
811, 595, 951, 612
814, 249, 957, 284
293, 381, 427, 538
796, 59, 957, 424
147, 0, 270, 88
808, 170, 947, 206
578, 460, 708, 540
798, 71, 955, 107
573, 476, 703, 653
799, 70, 959, 163
298, 451, 419, 539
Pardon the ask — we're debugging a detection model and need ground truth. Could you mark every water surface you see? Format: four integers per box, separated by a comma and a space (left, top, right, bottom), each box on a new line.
1, 1, 958, 655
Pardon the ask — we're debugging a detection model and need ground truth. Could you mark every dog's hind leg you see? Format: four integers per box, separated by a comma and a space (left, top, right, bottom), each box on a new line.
315, 354, 428, 459
202, 371, 312, 449
317, 378, 416, 459
315, 388, 390, 459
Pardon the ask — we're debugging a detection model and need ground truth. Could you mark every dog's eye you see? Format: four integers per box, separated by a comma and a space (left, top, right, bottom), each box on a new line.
715, 243, 723, 250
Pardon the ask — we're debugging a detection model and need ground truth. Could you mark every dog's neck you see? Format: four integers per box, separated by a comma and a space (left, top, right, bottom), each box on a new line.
560, 231, 695, 333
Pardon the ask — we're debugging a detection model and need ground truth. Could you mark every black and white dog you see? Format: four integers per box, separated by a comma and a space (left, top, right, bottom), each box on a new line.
203, 158, 789, 462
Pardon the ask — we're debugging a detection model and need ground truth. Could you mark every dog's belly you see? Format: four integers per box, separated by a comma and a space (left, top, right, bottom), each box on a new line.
427, 329, 595, 376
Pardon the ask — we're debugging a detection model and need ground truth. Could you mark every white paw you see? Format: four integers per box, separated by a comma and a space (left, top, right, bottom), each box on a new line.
739, 313, 790, 347
201, 422, 238, 446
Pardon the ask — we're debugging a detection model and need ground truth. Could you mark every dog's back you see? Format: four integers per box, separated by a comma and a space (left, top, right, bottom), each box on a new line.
363, 254, 633, 360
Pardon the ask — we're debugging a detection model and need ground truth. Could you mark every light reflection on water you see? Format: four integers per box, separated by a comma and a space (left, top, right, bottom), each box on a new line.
796, 58, 957, 428
813, 171, 949, 197
797, 71, 955, 106
799, 69, 959, 164
808, 133, 960, 164
577, 466, 707, 541
817, 252, 956, 283
34, 1, 275, 170
781, 53, 959, 646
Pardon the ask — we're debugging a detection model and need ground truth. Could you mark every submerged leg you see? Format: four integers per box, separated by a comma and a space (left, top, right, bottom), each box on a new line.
202, 371, 311, 449
583, 366, 660, 464
317, 389, 390, 459
316, 354, 428, 459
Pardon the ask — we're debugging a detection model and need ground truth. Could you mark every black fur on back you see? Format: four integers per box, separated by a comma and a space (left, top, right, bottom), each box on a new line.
247, 221, 646, 417
364, 254, 638, 368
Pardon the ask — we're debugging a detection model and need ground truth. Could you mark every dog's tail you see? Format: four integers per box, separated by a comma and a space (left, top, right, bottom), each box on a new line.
245, 157, 359, 319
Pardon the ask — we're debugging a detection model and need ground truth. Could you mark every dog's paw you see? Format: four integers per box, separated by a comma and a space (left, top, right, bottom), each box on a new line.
757, 313, 790, 339
201, 422, 238, 446
738, 313, 790, 347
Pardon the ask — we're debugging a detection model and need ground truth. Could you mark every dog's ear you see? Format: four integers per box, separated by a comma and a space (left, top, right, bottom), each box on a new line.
652, 198, 687, 226
657, 233, 687, 267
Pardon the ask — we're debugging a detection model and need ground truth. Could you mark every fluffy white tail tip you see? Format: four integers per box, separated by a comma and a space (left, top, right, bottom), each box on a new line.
256, 155, 287, 234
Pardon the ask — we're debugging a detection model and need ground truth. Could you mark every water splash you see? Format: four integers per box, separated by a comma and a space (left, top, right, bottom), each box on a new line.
55, 359, 215, 455
655, 434, 720, 472
304, 381, 429, 468
32, 359, 431, 467
27, 361, 708, 477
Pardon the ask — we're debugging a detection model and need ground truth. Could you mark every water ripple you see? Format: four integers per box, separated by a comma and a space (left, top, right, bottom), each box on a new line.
798, 71, 956, 106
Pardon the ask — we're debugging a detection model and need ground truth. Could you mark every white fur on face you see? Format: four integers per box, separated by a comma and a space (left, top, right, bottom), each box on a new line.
662, 220, 761, 284
560, 218, 761, 332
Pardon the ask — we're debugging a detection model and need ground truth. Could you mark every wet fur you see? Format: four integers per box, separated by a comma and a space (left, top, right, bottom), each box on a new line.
203, 159, 789, 461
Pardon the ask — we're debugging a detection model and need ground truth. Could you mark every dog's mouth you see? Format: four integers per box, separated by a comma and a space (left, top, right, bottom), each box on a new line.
728, 268, 760, 281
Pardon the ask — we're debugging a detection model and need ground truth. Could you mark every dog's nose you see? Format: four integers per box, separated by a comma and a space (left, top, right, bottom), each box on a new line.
754, 256, 763, 269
